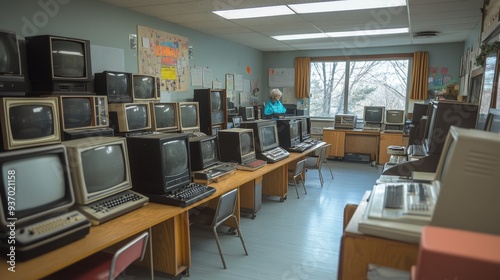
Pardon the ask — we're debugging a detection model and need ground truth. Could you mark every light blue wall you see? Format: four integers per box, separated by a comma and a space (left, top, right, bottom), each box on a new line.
1, 0, 475, 105
0, 0, 265, 103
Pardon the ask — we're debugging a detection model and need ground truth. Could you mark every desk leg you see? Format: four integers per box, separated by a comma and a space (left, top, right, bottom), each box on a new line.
262, 164, 287, 201
146, 212, 191, 277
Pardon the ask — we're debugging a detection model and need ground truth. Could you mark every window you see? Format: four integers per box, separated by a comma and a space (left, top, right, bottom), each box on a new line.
309, 56, 410, 119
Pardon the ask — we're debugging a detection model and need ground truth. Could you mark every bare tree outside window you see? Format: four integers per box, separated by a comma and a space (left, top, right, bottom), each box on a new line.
309, 58, 409, 119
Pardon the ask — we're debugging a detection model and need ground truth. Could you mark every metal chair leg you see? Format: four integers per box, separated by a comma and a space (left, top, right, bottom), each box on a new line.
212, 227, 227, 269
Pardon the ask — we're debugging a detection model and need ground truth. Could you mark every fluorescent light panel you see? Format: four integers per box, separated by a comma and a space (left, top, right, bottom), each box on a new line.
212, 5, 294, 19
289, 0, 407, 14
273, 28, 409, 41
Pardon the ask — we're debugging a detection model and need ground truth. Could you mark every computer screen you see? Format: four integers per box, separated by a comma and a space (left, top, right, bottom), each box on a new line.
150, 102, 178, 132
385, 110, 405, 125
108, 103, 151, 132
276, 119, 300, 149
0, 30, 25, 96
430, 126, 500, 236
178, 102, 200, 133
94, 71, 133, 103
218, 128, 256, 164
485, 108, 500, 133
189, 135, 219, 170
363, 106, 385, 123
0, 144, 74, 229
127, 133, 191, 195
210, 91, 225, 124
132, 74, 159, 102
60, 96, 92, 130
0, 97, 61, 150
239, 106, 255, 121
63, 137, 131, 205
240, 120, 280, 153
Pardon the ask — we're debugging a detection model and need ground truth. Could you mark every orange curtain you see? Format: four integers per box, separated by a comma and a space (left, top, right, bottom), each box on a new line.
294, 57, 310, 99
410, 52, 429, 100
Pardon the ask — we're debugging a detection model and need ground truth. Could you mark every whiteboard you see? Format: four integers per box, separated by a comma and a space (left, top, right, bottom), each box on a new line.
269, 68, 294, 87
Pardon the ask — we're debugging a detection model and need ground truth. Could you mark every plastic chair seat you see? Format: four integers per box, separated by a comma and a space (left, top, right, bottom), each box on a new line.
288, 159, 307, 198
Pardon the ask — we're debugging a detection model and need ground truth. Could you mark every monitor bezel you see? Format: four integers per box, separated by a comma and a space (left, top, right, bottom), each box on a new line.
57, 95, 109, 131
0, 97, 61, 150
63, 137, 132, 205
385, 109, 406, 125
94, 71, 133, 103
257, 121, 280, 152
363, 106, 385, 124
132, 74, 159, 102
150, 101, 179, 132
108, 102, 152, 132
0, 29, 22, 76
177, 102, 201, 133
0, 144, 74, 229
189, 134, 219, 170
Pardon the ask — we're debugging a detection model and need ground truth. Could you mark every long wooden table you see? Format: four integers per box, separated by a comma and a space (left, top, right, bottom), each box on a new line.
0, 142, 324, 279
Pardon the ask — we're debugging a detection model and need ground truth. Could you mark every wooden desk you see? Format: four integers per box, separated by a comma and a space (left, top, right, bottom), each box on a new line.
0, 142, 325, 279
338, 191, 419, 280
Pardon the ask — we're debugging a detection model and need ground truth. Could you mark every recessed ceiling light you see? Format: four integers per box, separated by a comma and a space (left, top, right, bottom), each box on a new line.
326, 28, 409, 38
289, 0, 407, 14
213, 5, 294, 19
272, 33, 329, 41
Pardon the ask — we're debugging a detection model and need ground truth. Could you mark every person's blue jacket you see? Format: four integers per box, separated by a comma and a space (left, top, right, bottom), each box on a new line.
264, 99, 286, 115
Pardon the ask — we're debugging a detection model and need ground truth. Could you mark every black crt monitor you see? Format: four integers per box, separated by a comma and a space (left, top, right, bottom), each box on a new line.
276, 118, 301, 150
94, 71, 133, 103
240, 120, 280, 153
25, 35, 92, 93
218, 128, 256, 164
132, 74, 159, 102
189, 134, 219, 171
296, 116, 311, 142
424, 101, 478, 155
0, 29, 25, 96
363, 106, 385, 123
126, 133, 192, 195
239, 106, 255, 121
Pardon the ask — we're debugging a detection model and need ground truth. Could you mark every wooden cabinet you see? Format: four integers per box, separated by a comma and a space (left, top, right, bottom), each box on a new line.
193, 88, 227, 135
323, 129, 345, 157
378, 133, 404, 164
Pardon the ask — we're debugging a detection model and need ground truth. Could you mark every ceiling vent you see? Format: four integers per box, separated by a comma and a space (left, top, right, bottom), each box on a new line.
413, 31, 439, 39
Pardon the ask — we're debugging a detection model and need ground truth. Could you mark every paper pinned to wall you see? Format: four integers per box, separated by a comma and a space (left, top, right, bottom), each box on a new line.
203, 67, 212, 88
190, 66, 202, 86
269, 68, 294, 88
234, 73, 243, 91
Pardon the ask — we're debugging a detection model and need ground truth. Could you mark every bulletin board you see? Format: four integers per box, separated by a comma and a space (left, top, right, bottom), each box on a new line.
269, 68, 294, 88
137, 25, 189, 92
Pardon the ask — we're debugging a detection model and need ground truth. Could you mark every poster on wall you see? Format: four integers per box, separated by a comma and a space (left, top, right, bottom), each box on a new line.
137, 25, 189, 92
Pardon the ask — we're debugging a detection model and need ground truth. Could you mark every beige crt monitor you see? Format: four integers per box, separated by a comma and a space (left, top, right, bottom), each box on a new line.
430, 126, 500, 235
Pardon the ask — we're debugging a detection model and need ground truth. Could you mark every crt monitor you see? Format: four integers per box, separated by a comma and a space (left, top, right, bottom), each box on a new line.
297, 116, 311, 142
0, 144, 75, 229
94, 71, 133, 103
189, 134, 219, 171
276, 118, 301, 150
430, 126, 500, 236
485, 108, 500, 133
0, 97, 61, 150
126, 133, 192, 195
108, 103, 152, 132
0, 29, 25, 96
385, 110, 405, 125
210, 90, 225, 124
57, 95, 109, 131
363, 106, 385, 123
150, 102, 179, 132
25, 35, 92, 92
177, 102, 200, 133
218, 128, 256, 164
132, 74, 159, 102
63, 137, 132, 205
240, 120, 280, 153
239, 106, 255, 121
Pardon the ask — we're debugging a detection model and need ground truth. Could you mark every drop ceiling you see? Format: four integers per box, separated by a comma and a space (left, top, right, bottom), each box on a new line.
98, 0, 484, 51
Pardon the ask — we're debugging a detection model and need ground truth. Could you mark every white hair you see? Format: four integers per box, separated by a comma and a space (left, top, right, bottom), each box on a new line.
270, 88, 282, 99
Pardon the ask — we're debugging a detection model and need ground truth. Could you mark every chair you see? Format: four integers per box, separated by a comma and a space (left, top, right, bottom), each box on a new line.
288, 159, 307, 198
323, 143, 334, 179
190, 188, 248, 269
49, 231, 151, 280
304, 144, 327, 187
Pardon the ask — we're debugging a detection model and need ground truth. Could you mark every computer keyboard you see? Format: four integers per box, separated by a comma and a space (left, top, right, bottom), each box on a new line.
146, 183, 216, 207
237, 159, 267, 171
365, 182, 439, 225
77, 190, 149, 225
288, 142, 315, 153
0, 210, 91, 261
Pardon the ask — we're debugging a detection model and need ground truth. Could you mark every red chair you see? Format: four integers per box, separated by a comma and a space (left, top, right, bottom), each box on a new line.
48, 231, 150, 280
